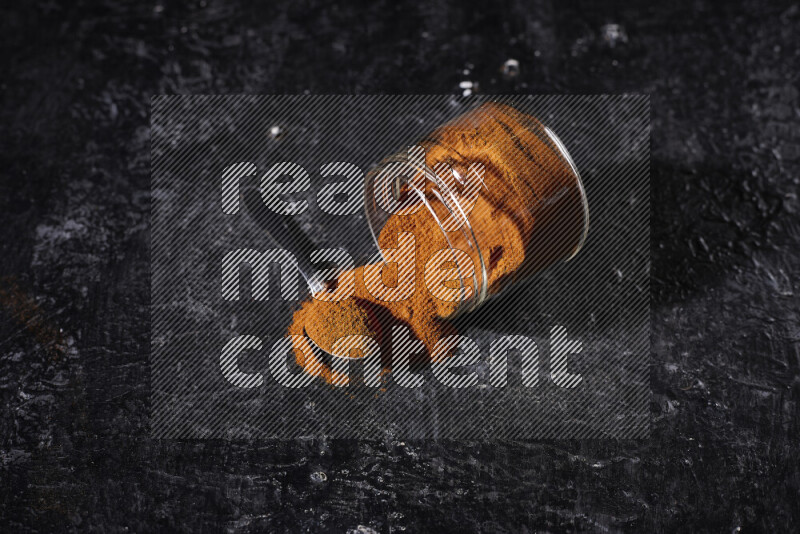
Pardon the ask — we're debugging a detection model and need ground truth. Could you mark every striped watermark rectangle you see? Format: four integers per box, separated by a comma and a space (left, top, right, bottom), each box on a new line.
151, 95, 650, 439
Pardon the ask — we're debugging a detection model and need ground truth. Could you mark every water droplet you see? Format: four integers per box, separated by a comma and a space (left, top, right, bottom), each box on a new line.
269, 125, 284, 140
458, 80, 476, 97
600, 23, 628, 48
502, 58, 520, 80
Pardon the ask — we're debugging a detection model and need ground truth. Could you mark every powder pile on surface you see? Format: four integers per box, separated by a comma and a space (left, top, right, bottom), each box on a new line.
287, 103, 585, 384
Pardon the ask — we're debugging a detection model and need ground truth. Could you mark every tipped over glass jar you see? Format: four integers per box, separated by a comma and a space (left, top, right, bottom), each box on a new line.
363, 102, 589, 319
287, 101, 589, 374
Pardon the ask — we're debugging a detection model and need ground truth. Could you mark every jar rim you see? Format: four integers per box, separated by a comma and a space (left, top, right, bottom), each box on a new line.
543, 125, 590, 261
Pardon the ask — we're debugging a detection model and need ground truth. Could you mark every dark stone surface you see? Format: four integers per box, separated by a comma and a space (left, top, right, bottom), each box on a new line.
1, 0, 798, 531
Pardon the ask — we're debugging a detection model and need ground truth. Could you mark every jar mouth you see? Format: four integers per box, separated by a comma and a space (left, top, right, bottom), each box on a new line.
421, 164, 487, 317
543, 125, 590, 260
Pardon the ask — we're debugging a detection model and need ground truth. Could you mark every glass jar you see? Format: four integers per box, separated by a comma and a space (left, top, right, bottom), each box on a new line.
363, 102, 589, 319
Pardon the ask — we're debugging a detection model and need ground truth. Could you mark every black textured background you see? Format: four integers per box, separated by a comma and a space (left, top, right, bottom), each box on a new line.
1, 0, 798, 531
